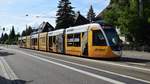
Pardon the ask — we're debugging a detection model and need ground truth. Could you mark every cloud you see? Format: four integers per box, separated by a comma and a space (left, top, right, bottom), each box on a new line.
0, 0, 109, 36
0, 0, 16, 5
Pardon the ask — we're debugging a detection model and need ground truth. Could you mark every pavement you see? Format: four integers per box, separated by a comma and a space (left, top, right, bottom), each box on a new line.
123, 50, 150, 60
0, 45, 150, 84
0, 47, 26, 84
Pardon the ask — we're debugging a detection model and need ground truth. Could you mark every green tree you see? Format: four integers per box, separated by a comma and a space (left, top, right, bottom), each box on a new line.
3, 33, 9, 44
21, 30, 26, 36
0, 33, 4, 44
55, 0, 75, 29
9, 26, 15, 40
26, 26, 33, 35
142, 0, 150, 45
103, 0, 150, 46
8, 26, 16, 44
87, 5, 96, 22
21, 26, 33, 36
15, 33, 20, 42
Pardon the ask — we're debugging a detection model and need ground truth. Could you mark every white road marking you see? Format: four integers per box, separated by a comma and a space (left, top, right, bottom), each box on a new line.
3, 47, 150, 83
1, 57, 19, 80
56, 53, 150, 72
0, 57, 18, 80
33, 49, 150, 72
31, 53, 150, 84
127, 62, 146, 66
0, 57, 10, 79
16, 50, 125, 84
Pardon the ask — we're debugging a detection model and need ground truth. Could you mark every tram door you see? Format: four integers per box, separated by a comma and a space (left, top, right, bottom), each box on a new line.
56, 35, 64, 53
82, 32, 88, 56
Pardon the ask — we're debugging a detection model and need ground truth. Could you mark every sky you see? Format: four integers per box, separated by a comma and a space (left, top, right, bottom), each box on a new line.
0, 0, 110, 35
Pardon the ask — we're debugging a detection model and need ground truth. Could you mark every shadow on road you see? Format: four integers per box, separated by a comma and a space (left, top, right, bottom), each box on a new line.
0, 76, 28, 84
118, 57, 150, 63
0, 52, 14, 57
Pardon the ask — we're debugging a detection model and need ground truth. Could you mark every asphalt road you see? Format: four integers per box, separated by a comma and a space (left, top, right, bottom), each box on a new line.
0, 46, 150, 84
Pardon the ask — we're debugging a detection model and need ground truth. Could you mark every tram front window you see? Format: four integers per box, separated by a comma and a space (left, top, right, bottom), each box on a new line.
103, 28, 122, 51
103, 28, 119, 46
92, 30, 107, 46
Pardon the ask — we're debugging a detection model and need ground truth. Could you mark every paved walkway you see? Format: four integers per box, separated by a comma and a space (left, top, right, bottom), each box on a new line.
0, 49, 19, 84
123, 50, 150, 60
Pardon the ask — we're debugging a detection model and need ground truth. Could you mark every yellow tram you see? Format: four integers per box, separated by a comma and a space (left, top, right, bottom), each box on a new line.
31, 34, 39, 50
39, 32, 48, 51
26, 36, 31, 49
65, 23, 121, 58
48, 29, 65, 53
18, 36, 27, 48
19, 23, 122, 59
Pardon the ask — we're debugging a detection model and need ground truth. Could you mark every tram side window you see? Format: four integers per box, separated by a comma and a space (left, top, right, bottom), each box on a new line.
23, 40, 26, 45
92, 30, 107, 46
74, 33, 81, 47
34, 38, 38, 46
49, 36, 52, 47
53, 36, 56, 44
67, 34, 74, 46
31, 39, 34, 45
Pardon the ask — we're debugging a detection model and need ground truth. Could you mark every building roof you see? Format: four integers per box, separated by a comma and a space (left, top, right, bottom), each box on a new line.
31, 22, 54, 35
73, 11, 90, 26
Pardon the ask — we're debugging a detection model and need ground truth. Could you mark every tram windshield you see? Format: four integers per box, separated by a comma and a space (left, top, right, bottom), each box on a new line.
103, 28, 120, 46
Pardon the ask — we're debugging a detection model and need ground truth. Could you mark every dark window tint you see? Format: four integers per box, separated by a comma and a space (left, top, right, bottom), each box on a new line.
104, 28, 119, 46
74, 33, 80, 47
92, 30, 107, 46
53, 36, 56, 44
32, 38, 38, 46
49, 36, 52, 47
67, 34, 74, 46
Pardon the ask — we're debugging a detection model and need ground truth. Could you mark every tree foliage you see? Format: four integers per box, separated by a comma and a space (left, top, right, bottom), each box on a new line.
103, 0, 150, 45
26, 26, 33, 35
21, 26, 33, 36
55, 0, 75, 29
0, 33, 8, 44
87, 5, 96, 22
0, 26, 20, 44
9, 26, 15, 40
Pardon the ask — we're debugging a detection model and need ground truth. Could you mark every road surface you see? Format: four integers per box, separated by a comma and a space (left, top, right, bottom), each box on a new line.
0, 46, 150, 84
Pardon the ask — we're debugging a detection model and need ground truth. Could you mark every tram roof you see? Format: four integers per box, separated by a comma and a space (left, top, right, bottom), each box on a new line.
22, 36, 26, 40
18, 37, 22, 40
48, 29, 64, 36
66, 23, 100, 34
31, 34, 38, 39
